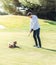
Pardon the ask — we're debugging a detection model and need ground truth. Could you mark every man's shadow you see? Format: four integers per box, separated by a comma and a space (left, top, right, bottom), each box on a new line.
42, 47, 56, 52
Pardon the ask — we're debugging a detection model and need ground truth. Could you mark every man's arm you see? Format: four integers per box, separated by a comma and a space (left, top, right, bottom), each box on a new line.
30, 29, 33, 33
28, 29, 33, 36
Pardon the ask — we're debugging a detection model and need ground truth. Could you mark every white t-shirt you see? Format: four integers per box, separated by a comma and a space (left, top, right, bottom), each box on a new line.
30, 15, 40, 30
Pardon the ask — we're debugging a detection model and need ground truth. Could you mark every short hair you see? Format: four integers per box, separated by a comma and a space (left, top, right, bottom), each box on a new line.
27, 12, 32, 16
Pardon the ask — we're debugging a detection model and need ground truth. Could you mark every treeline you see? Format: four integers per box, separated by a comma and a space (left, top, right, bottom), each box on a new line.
19, 0, 56, 21
0, 0, 56, 21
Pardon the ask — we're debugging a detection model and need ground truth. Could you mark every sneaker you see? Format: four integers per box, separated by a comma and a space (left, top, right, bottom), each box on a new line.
37, 46, 41, 48
33, 45, 41, 48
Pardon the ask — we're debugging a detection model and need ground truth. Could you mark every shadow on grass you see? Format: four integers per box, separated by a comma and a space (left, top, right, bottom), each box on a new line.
9, 46, 21, 49
15, 46, 21, 49
42, 47, 56, 52
44, 20, 56, 25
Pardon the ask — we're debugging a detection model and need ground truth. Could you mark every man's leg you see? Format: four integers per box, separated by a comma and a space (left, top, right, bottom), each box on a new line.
37, 28, 41, 48
33, 30, 38, 46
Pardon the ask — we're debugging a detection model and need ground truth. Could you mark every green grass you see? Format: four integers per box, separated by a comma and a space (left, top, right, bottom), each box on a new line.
0, 15, 29, 32
0, 15, 56, 65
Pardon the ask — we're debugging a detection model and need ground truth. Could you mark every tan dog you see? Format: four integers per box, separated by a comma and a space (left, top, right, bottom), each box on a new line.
9, 41, 17, 48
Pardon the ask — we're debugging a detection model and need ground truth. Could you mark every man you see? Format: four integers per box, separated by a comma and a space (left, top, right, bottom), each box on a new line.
27, 12, 42, 48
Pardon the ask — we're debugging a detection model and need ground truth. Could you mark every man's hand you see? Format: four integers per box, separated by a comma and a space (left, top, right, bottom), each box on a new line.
28, 29, 33, 36
30, 29, 33, 33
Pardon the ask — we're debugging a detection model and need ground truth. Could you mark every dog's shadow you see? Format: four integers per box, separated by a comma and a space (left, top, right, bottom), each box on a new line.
14, 46, 21, 49
42, 47, 56, 52
9, 46, 21, 49
16, 46, 21, 48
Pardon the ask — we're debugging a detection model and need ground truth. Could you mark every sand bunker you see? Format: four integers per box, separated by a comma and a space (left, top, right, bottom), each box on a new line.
0, 25, 6, 29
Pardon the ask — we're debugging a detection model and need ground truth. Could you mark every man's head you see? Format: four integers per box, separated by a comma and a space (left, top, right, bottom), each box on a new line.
27, 12, 32, 18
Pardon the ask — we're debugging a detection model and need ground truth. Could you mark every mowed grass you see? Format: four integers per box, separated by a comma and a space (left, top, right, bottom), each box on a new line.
0, 15, 56, 65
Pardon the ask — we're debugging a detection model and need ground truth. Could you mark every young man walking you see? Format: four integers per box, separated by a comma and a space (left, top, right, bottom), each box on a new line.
27, 12, 42, 48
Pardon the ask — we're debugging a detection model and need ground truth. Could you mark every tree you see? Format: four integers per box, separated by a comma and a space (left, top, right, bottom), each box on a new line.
0, 0, 56, 20
13, 0, 20, 6
0, 0, 15, 14
19, 0, 56, 20
0, 0, 21, 14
